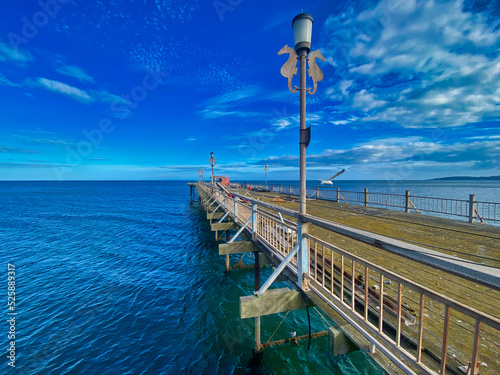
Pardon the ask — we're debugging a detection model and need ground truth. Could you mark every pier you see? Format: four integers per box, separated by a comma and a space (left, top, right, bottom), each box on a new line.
190, 182, 500, 375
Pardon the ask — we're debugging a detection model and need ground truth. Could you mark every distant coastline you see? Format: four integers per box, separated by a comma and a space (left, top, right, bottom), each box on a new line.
429, 175, 500, 181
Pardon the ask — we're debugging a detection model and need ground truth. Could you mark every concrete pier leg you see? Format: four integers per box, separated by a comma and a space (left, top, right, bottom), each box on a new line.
328, 326, 358, 356
225, 230, 230, 272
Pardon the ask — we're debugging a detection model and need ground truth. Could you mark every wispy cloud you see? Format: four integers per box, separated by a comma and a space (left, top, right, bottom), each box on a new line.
12, 133, 75, 148
0, 146, 39, 154
0, 41, 33, 64
29, 77, 94, 104
0, 161, 73, 168
56, 65, 94, 83
25, 77, 127, 106
25, 138, 75, 147
0, 73, 20, 87
199, 109, 262, 119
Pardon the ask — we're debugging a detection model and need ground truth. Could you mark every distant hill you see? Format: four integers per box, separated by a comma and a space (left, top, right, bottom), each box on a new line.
430, 175, 500, 181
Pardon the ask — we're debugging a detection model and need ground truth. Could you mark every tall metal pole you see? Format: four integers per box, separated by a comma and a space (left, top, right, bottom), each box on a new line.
264, 164, 268, 190
298, 49, 308, 289
281, 12, 323, 290
209, 152, 216, 186
299, 50, 307, 216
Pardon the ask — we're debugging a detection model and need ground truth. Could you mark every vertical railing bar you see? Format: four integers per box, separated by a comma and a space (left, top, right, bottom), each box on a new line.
322, 245, 326, 287
351, 260, 356, 310
330, 247, 334, 294
396, 283, 402, 347
340, 255, 344, 303
417, 293, 425, 363
440, 305, 450, 374
314, 242, 318, 282
470, 320, 481, 375
364, 266, 369, 322
308, 239, 312, 276
379, 274, 384, 334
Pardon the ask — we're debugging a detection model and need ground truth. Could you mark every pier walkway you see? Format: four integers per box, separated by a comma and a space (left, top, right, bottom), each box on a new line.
190, 182, 500, 375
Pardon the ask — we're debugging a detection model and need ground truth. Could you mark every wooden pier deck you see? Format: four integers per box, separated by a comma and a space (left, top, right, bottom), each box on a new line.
194, 183, 500, 375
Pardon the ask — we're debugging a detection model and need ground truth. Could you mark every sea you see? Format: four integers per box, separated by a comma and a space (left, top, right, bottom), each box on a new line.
1, 180, 498, 374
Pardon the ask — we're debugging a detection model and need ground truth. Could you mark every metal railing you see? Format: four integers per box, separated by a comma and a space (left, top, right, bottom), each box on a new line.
243, 183, 500, 224
198, 182, 500, 375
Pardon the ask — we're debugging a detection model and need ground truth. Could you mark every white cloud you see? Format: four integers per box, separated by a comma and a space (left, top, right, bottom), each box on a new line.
339, 80, 353, 96
352, 89, 387, 111
31, 77, 94, 104
56, 65, 94, 83
321, 0, 500, 127
0, 41, 32, 64
258, 136, 500, 175
273, 118, 292, 130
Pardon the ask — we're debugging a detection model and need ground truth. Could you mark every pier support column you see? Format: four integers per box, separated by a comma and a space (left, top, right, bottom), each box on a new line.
328, 326, 358, 356
225, 230, 230, 272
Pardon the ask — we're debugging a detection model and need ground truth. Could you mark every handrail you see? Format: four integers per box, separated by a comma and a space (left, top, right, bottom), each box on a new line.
197, 181, 500, 375
224, 186, 500, 291
245, 182, 500, 223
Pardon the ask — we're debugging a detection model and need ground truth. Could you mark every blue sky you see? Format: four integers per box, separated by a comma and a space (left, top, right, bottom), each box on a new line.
0, 0, 499, 181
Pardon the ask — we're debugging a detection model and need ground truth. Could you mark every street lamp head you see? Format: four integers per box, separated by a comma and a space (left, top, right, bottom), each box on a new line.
292, 13, 313, 53
210, 152, 214, 158
264, 163, 268, 171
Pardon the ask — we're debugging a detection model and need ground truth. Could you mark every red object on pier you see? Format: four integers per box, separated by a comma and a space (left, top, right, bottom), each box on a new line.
214, 176, 229, 186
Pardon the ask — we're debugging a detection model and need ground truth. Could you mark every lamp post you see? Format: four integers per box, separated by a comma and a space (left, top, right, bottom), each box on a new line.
292, 12, 313, 216
264, 163, 269, 190
209, 152, 216, 186
279, 12, 325, 289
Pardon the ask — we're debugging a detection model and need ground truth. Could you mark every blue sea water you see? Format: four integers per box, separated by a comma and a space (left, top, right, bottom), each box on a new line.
1, 181, 386, 375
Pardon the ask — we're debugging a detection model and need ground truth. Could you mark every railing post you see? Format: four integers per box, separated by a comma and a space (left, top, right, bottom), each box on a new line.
469, 194, 476, 223
234, 196, 238, 220
280, 184, 282, 193
289, 185, 292, 195
316, 186, 319, 199
364, 188, 368, 207
271, 184, 274, 192
405, 190, 410, 213
336, 187, 340, 202
251, 203, 257, 240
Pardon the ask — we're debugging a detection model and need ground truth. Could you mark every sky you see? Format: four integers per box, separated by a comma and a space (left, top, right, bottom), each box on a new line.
0, 0, 499, 181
